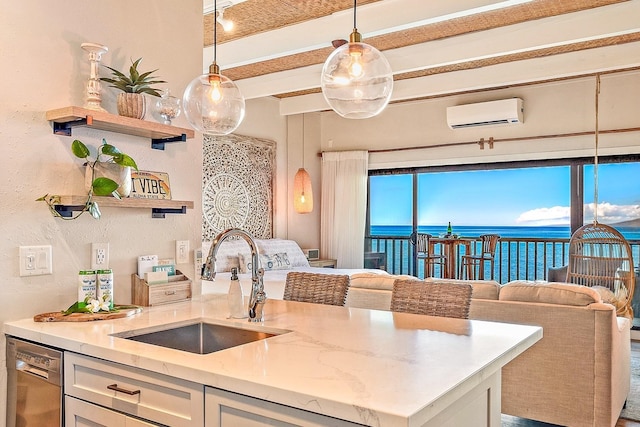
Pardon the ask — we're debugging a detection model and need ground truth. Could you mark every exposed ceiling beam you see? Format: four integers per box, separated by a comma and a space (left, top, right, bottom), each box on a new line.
200, 0, 636, 115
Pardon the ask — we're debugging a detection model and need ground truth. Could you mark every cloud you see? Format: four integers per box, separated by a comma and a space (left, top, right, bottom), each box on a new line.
583, 202, 640, 223
516, 203, 640, 226
516, 206, 570, 226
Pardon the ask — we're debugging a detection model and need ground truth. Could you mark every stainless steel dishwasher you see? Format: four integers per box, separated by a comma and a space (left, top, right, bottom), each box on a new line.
6, 336, 63, 427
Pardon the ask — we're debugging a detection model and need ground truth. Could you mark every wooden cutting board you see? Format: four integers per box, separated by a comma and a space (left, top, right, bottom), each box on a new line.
34, 305, 142, 322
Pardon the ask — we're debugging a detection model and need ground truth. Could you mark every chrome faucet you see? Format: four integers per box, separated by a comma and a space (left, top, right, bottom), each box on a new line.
202, 228, 266, 322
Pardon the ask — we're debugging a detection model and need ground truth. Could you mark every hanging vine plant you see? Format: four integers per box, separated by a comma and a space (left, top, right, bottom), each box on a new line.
38, 138, 138, 219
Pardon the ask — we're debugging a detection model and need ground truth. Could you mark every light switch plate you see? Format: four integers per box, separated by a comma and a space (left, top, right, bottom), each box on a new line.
19, 245, 53, 276
176, 240, 189, 264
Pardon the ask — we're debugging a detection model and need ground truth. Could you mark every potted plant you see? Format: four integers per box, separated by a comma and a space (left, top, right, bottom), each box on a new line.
38, 138, 138, 219
100, 57, 166, 119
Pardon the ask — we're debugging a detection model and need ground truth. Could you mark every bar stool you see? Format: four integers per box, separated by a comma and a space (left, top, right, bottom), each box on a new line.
391, 279, 472, 319
459, 234, 500, 280
416, 233, 447, 278
284, 272, 350, 306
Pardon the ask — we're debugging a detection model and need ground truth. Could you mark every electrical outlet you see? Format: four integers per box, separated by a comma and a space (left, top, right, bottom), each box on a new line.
91, 242, 110, 269
19, 245, 53, 276
176, 240, 189, 264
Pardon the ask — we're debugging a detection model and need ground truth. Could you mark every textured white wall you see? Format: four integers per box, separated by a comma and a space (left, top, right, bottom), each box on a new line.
319, 71, 640, 169
0, 2, 205, 424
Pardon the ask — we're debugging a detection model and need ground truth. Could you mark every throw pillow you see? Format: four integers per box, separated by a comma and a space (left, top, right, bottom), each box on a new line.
238, 252, 292, 273
592, 285, 631, 318
499, 280, 602, 306
593, 286, 618, 305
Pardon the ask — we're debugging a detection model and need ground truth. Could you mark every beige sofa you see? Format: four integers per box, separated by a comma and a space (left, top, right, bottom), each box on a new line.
345, 274, 631, 427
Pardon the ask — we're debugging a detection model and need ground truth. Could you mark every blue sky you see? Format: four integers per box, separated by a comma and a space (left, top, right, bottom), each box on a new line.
370, 163, 640, 226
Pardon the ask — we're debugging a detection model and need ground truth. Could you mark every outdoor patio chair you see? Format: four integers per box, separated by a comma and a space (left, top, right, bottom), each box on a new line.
390, 279, 472, 319
459, 234, 500, 280
284, 271, 350, 306
565, 222, 635, 318
415, 233, 447, 278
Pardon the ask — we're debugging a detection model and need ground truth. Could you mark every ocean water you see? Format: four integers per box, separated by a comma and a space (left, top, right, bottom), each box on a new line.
370, 224, 640, 240
368, 224, 640, 283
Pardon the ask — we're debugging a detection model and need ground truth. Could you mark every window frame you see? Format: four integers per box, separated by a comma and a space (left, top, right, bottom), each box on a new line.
367, 154, 640, 237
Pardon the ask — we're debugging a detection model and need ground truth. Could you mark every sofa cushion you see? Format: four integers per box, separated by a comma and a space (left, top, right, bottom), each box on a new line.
500, 280, 602, 306
425, 278, 500, 300
350, 272, 415, 291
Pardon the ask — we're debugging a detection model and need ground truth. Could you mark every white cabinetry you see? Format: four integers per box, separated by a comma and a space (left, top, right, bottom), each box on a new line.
65, 396, 159, 426
205, 387, 365, 427
64, 352, 204, 427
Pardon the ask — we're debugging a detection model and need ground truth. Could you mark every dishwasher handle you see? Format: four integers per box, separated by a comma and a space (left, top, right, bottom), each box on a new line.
16, 360, 51, 381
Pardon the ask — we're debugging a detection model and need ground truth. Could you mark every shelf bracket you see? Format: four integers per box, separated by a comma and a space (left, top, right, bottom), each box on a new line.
52, 119, 88, 136
53, 204, 86, 218
151, 134, 187, 150
151, 206, 187, 218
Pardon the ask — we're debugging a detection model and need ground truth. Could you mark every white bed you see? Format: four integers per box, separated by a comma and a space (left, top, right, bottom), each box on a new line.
199, 238, 393, 303
202, 267, 386, 299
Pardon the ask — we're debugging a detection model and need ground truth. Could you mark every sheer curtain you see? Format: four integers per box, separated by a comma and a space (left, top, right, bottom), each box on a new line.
320, 151, 369, 268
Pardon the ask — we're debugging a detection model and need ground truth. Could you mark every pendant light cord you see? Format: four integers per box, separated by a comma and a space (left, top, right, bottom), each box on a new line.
213, 0, 218, 63
594, 74, 600, 224
302, 115, 305, 168
353, 0, 357, 30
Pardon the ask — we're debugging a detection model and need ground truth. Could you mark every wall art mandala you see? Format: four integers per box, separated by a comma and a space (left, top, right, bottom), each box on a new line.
202, 134, 275, 241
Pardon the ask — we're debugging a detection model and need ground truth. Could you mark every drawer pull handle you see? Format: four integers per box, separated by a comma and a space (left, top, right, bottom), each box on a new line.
165, 290, 176, 295
107, 383, 141, 395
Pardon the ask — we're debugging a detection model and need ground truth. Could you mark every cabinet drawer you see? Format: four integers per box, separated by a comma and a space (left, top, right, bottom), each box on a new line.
205, 387, 365, 427
132, 272, 192, 306
147, 281, 191, 305
65, 395, 160, 426
65, 352, 203, 427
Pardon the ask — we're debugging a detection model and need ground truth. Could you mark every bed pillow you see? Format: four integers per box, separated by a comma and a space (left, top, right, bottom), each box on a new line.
256, 239, 310, 267
238, 252, 292, 273
202, 239, 251, 273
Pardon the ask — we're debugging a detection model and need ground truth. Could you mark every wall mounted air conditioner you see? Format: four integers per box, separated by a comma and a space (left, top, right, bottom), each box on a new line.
446, 98, 524, 129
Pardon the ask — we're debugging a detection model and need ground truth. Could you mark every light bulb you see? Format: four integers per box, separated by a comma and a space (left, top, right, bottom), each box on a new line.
210, 81, 222, 102
348, 51, 363, 78
223, 20, 234, 31
216, 9, 234, 32
208, 74, 223, 102
300, 193, 306, 204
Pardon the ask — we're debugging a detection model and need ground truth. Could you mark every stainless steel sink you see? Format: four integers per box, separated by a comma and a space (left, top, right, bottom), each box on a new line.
114, 321, 284, 354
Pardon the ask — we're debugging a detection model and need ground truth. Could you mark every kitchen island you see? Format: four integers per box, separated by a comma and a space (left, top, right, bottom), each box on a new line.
5, 294, 541, 426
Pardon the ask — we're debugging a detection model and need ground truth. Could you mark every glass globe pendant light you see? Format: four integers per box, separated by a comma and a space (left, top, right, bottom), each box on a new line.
320, 0, 393, 119
183, 0, 245, 135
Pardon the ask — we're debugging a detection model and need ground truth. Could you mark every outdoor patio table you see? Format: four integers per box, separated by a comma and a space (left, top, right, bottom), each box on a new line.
429, 237, 472, 279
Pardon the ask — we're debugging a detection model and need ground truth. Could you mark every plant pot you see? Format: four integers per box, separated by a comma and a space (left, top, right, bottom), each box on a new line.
117, 93, 146, 119
85, 162, 132, 197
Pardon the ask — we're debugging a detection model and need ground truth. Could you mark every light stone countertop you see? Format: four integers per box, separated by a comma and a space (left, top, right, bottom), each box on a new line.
4, 294, 542, 426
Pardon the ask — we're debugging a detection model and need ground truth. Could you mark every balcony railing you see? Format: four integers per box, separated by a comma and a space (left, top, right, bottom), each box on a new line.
365, 235, 640, 284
